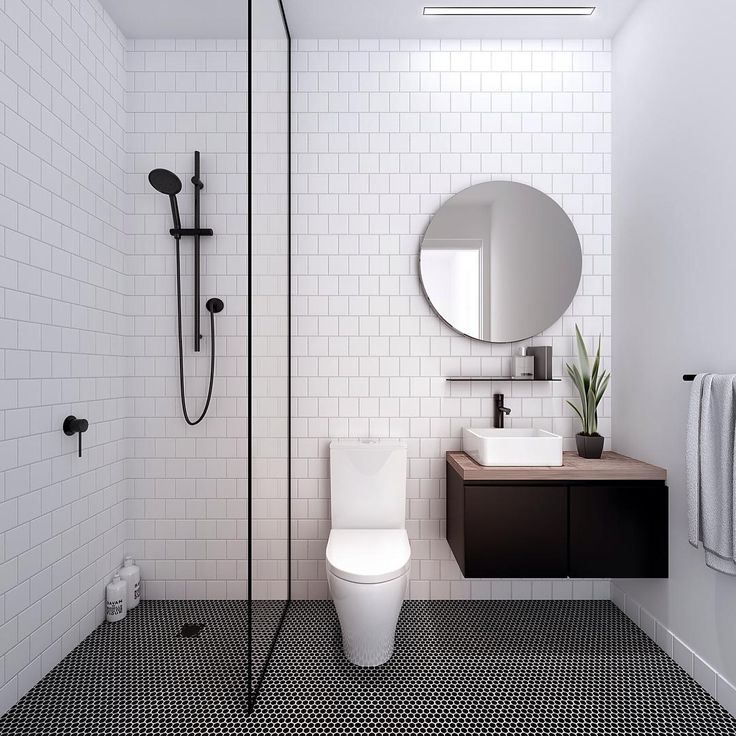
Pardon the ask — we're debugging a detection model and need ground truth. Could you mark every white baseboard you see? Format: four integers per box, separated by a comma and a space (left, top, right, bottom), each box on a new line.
611, 583, 736, 719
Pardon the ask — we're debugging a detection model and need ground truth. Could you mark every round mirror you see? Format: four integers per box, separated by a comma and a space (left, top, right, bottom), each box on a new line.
419, 181, 582, 343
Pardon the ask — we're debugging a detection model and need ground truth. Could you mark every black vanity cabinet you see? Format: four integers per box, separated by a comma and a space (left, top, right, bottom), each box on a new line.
569, 483, 668, 577
446, 451, 668, 579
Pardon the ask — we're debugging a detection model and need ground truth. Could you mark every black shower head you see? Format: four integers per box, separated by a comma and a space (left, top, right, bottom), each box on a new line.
148, 168, 182, 196
148, 168, 183, 235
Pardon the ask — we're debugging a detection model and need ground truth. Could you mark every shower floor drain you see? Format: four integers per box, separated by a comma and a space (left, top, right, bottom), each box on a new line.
178, 623, 205, 638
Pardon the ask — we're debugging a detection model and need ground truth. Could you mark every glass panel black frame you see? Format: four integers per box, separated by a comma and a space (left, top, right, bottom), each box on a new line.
247, 0, 292, 714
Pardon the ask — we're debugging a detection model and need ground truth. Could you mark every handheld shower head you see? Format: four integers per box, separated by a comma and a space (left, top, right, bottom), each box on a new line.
148, 168, 183, 235
148, 168, 182, 196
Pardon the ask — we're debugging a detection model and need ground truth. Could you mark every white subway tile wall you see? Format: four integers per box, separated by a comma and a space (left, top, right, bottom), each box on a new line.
0, 0, 129, 713
125, 32, 288, 601
291, 39, 612, 599
249, 32, 290, 600
125, 37, 251, 602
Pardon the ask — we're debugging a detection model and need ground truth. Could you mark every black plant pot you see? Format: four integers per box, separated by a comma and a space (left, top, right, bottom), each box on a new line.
576, 433, 604, 459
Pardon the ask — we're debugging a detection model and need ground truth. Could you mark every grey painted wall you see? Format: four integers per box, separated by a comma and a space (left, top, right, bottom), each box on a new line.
613, 0, 736, 685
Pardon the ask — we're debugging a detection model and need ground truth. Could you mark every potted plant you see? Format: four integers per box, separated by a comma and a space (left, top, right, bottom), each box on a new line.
566, 324, 610, 459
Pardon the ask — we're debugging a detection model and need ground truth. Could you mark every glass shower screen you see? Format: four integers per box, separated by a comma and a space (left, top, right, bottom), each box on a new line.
247, 0, 291, 712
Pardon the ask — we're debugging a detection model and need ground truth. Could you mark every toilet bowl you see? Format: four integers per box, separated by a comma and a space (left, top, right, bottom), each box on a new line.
328, 440, 410, 667
327, 528, 410, 666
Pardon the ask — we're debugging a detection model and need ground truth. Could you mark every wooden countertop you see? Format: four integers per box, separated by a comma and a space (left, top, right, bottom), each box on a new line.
447, 451, 667, 482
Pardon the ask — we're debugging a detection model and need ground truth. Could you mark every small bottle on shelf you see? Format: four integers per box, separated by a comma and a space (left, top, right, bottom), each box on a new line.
513, 347, 535, 380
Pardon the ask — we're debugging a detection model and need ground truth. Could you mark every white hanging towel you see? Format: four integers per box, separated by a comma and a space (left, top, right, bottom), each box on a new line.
686, 373, 736, 574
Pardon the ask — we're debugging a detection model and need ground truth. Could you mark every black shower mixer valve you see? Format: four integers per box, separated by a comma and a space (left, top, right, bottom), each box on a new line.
63, 415, 89, 458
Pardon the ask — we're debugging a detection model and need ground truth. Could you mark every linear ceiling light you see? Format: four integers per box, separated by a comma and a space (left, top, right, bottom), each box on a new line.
423, 6, 596, 15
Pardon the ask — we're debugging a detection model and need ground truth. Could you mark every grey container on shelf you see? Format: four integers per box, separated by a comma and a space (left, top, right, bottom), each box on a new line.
526, 346, 553, 380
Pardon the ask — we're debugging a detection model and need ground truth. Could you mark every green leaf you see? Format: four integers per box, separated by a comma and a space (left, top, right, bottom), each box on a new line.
586, 384, 597, 435
566, 399, 585, 427
567, 363, 588, 410
595, 373, 610, 408
590, 335, 601, 387
575, 324, 590, 384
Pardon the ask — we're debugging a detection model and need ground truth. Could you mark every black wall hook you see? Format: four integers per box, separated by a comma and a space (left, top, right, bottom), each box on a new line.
63, 416, 88, 457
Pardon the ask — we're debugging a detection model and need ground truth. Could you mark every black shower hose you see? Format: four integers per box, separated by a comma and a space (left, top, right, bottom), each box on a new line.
175, 237, 216, 425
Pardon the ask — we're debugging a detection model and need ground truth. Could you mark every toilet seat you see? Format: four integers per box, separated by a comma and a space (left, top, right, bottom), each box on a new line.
327, 529, 410, 584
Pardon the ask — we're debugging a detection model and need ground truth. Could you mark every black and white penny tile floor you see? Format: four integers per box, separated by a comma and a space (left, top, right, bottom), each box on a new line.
1, 599, 734, 735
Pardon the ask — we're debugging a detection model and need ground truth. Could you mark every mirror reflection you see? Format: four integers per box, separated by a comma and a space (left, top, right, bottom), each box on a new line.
420, 181, 582, 343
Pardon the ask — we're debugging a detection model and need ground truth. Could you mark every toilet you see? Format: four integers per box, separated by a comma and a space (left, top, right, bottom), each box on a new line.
327, 440, 410, 667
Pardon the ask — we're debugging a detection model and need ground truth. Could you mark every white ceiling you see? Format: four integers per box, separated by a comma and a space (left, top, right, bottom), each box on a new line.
282, 0, 642, 39
100, 0, 642, 40
99, 0, 248, 39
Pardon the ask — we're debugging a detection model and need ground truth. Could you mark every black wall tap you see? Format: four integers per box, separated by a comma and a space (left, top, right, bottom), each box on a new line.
63, 416, 89, 457
494, 394, 511, 429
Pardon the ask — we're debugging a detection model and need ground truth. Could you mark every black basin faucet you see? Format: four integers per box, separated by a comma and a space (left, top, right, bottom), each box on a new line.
494, 394, 511, 428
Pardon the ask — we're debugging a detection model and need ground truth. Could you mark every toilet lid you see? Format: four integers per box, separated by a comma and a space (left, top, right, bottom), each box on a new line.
326, 529, 411, 584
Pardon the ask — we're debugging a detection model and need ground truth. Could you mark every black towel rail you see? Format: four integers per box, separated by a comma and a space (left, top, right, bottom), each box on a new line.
683, 374, 696, 381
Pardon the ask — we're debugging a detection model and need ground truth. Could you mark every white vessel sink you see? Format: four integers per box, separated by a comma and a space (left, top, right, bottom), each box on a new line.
463, 427, 563, 467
